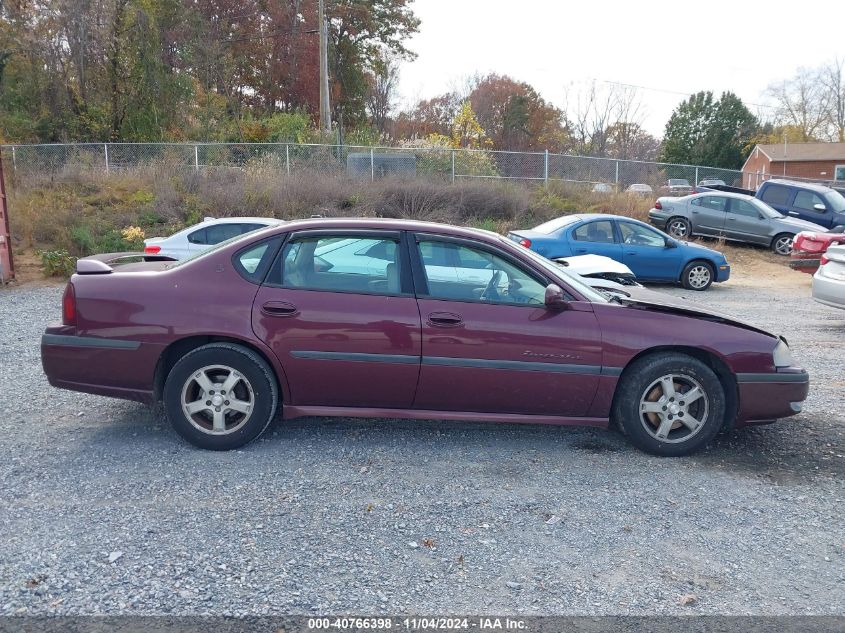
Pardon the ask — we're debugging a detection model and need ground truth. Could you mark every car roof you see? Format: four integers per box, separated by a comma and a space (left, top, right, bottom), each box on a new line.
268, 216, 504, 241
690, 190, 756, 200
764, 179, 836, 194
199, 216, 282, 225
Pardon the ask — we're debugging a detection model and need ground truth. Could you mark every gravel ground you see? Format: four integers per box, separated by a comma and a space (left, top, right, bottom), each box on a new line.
0, 276, 843, 616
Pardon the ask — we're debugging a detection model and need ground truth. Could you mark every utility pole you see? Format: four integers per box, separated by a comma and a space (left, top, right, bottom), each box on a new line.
318, 0, 331, 135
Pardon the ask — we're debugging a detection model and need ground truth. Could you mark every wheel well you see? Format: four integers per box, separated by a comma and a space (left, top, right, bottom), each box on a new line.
680, 258, 714, 280
614, 346, 738, 431
772, 232, 794, 244
153, 336, 283, 403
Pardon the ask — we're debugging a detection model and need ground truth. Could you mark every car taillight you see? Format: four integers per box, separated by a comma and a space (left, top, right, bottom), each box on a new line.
62, 283, 77, 326
820, 254, 830, 266
654, 200, 662, 210
518, 238, 532, 248
144, 244, 161, 254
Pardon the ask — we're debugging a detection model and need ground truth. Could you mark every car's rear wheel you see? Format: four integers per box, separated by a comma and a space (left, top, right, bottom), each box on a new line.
666, 217, 691, 239
612, 353, 725, 456
163, 343, 278, 450
681, 260, 713, 291
772, 233, 794, 256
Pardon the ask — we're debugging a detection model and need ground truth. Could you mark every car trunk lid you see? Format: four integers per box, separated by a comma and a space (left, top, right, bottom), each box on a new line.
75, 252, 177, 275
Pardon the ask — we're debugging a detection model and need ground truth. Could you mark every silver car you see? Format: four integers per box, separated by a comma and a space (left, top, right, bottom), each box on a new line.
648, 191, 825, 255
812, 244, 845, 309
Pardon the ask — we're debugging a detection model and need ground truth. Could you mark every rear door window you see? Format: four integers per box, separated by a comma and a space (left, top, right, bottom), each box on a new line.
573, 221, 615, 243
760, 184, 791, 206
277, 234, 404, 295
692, 196, 728, 211
728, 198, 761, 218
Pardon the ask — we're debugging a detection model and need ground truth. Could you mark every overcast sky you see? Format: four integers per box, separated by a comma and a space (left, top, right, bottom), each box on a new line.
398, 0, 843, 137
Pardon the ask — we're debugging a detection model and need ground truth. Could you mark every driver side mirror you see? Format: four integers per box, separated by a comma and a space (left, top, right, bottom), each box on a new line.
544, 284, 569, 310
813, 203, 827, 212
664, 238, 678, 248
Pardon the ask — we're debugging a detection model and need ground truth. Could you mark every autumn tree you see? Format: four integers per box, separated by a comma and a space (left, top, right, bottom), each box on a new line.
468, 74, 567, 151
327, 0, 419, 128
390, 92, 460, 140
450, 101, 490, 149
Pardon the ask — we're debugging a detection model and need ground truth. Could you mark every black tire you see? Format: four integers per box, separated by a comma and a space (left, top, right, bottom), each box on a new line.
666, 216, 692, 239
163, 343, 279, 450
680, 260, 714, 291
771, 233, 794, 256
612, 353, 726, 457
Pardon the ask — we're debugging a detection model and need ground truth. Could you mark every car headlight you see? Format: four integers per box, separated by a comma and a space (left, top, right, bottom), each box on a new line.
773, 338, 793, 368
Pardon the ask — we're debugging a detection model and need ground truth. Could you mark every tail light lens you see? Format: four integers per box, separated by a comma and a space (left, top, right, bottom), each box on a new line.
654, 200, 663, 210
820, 254, 830, 266
62, 283, 77, 326
518, 238, 532, 248
144, 245, 161, 254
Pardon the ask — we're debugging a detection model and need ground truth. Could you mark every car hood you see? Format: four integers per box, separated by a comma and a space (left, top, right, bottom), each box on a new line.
776, 216, 827, 232
673, 239, 724, 259
554, 254, 634, 276
613, 286, 775, 338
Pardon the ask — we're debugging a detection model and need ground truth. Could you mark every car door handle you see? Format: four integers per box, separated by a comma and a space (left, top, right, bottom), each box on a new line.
625, 251, 637, 255
261, 301, 298, 317
788, 211, 799, 216
691, 210, 699, 214
427, 312, 463, 327
574, 247, 587, 253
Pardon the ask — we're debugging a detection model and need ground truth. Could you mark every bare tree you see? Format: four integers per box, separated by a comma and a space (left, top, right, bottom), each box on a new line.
563, 80, 646, 158
820, 57, 845, 142
366, 50, 400, 134
765, 68, 830, 141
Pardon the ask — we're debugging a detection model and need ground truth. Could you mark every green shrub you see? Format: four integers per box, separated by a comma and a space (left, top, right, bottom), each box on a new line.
38, 249, 76, 277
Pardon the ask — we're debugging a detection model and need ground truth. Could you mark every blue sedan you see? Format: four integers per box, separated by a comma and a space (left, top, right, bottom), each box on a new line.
508, 214, 730, 291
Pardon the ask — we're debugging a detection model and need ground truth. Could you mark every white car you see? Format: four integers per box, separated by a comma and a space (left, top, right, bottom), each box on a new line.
626, 183, 653, 195
812, 243, 845, 309
144, 217, 283, 260
553, 254, 640, 286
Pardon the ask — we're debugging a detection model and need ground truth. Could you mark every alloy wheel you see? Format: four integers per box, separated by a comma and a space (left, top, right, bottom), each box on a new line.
639, 374, 710, 444
774, 235, 793, 256
180, 364, 255, 435
667, 219, 689, 238
687, 265, 711, 289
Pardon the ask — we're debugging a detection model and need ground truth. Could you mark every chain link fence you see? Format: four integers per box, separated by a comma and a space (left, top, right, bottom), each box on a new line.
2, 142, 745, 191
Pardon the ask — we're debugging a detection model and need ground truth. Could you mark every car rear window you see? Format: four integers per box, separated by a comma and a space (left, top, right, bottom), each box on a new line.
532, 216, 581, 234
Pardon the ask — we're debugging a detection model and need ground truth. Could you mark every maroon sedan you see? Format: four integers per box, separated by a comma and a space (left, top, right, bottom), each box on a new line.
41, 218, 809, 456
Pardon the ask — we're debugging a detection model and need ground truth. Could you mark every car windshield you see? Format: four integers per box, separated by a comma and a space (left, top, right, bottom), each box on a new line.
752, 198, 784, 219
668, 179, 689, 186
499, 237, 608, 303
531, 216, 581, 234
825, 190, 845, 213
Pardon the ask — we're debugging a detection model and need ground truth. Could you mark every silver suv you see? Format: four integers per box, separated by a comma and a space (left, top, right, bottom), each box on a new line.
648, 191, 825, 255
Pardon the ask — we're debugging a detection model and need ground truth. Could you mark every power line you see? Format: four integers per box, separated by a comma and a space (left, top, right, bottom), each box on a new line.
600, 79, 778, 111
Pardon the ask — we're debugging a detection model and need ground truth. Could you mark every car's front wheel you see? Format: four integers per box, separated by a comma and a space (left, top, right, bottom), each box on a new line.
681, 260, 713, 291
772, 233, 794, 256
163, 343, 279, 450
612, 353, 726, 456
666, 217, 692, 239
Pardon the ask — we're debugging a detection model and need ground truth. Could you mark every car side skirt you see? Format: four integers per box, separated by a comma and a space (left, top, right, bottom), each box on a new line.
282, 405, 609, 428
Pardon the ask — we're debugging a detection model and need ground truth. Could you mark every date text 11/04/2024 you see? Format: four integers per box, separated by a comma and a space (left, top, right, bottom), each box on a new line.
307, 617, 528, 630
